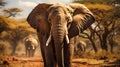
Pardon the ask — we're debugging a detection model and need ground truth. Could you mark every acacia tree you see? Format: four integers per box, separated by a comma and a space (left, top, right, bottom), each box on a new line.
3, 8, 22, 18
92, 5, 120, 52
78, 27, 98, 52
1, 25, 36, 55
0, 0, 22, 18
79, 5, 119, 52
0, 0, 6, 7
0, 0, 7, 33
7, 27, 36, 55
0, 16, 8, 33
74, 0, 119, 5
0, 17, 36, 55
73, 0, 120, 52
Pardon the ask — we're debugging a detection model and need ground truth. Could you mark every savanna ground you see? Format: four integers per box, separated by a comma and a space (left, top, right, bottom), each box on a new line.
0, 50, 120, 67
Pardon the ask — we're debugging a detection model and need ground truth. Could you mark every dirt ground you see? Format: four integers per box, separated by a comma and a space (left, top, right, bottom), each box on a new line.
0, 55, 120, 67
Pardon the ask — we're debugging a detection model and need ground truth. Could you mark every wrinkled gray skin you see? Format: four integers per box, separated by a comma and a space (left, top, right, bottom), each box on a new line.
24, 37, 38, 57
27, 3, 95, 67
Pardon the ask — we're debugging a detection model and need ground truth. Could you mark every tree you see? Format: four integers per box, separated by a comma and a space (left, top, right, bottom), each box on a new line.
5, 27, 36, 55
73, 0, 120, 52
0, 18, 8, 33
3, 8, 22, 18
0, 0, 6, 7
79, 27, 98, 52
73, 0, 119, 5
0, 17, 36, 55
0, 16, 10, 33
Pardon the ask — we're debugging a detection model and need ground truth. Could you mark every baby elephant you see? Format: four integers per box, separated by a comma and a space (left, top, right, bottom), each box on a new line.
24, 37, 38, 57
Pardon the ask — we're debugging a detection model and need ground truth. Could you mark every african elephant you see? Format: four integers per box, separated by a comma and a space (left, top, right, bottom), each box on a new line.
27, 3, 95, 67
24, 37, 38, 57
74, 41, 87, 52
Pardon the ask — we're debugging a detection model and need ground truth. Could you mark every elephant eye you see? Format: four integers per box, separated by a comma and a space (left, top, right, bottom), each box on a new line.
48, 16, 51, 23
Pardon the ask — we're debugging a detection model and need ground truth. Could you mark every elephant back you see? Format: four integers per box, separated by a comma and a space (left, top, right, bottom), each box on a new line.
25, 38, 38, 47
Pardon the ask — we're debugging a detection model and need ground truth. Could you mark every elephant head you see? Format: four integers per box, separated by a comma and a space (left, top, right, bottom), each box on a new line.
27, 3, 94, 45
27, 3, 95, 67
46, 3, 73, 46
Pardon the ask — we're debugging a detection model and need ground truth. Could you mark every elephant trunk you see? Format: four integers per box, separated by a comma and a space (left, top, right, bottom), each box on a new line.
52, 24, 66, 67
45, 16, 70, 66
44, 22, 67, 67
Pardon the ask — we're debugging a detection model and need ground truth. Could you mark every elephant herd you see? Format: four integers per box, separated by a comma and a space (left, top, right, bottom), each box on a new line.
24, 36, 87, 57
26, 3, 95, 67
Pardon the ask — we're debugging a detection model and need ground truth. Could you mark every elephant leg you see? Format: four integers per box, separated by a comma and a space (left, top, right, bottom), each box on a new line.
82, 46, 85, 52
28, 50, 29, 57
37, 33, 47, 66
32, 49, 35, 57
29, 49, 31, 57
28, 49, 31, 57
64, 38, 74, 67
26, 49, 29, 57
30, 49, 33, 57
31, 49, 33, 57
26, 49, 28, 57
45, 42, 56, 67
38, 33, 55, 67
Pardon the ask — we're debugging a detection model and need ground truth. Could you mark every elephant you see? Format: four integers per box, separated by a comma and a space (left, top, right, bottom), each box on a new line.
24, 37, 38, 57
74, 41, 87, 52
27, 3, 95, 67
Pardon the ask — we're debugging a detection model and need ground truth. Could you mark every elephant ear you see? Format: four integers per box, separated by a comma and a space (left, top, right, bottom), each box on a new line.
27, 3, 52, 33
67, 3, 95, 38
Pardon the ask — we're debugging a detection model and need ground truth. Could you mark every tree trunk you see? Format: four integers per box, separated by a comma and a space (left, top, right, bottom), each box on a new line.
11, 41, 17, 56
101, 33, 108, 51
90, 38, 98, 52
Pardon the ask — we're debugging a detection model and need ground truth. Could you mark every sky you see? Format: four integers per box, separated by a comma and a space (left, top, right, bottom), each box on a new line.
2, 0, 73, 18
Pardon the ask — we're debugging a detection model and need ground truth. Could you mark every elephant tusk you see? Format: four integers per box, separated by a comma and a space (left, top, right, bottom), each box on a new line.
65, 35, 69, 44
46, 35, 52, 46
